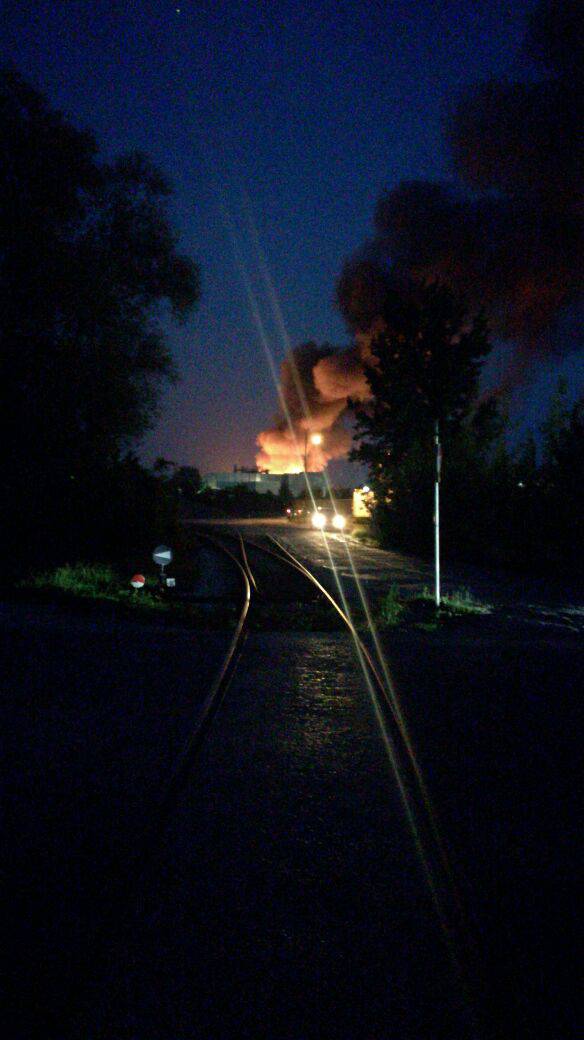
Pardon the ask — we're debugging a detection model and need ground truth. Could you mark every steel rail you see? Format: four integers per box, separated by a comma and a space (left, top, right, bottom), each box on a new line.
130, 530, 252, 878
268, 536, 394, 698
128, 528, 319, 882
66, 532, 254, 1038
265, 532, 488, 1028
97, 525, 485, 1036
119, 525, 486, 1034
237, 530, 258, 593
194, 526, 314, 601
202, 528, 456, 884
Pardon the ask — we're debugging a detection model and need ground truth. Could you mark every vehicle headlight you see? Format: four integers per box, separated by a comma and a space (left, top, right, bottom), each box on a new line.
311, 511, 326, 529
332, 513, 346, 530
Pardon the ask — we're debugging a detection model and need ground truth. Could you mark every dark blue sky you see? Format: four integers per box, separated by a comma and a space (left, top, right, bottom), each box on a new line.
4, 0, 580, 478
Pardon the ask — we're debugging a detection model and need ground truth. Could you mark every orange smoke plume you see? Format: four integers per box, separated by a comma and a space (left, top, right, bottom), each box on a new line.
255, 340, 374, 473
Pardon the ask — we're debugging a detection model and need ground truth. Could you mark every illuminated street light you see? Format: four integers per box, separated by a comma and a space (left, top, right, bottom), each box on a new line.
303, 430, 323, 471
434, 421, 441, 607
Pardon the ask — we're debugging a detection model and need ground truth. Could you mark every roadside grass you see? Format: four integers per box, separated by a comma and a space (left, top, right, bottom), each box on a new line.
17, 562, 346, 631
27, 563, 121, 599
379, 584, 406, 626
20, 562, 175, 617
378, 583, 491, 629
351, 525, 380, 548
18, 564, 491, 633
419, 585, 491, 615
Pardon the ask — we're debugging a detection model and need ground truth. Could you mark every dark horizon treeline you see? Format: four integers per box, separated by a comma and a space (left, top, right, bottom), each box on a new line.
351, 281, 583, 573
1, 69, 200, 578
2, 67, 581, 581
368, 386, 584, 573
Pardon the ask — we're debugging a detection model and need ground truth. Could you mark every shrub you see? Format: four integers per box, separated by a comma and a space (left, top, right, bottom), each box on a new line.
379, 584, 406, 626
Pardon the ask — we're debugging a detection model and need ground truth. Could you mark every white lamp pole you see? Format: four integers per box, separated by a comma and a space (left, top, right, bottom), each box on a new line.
434, 420, 441, 607
304, 432, 322, 472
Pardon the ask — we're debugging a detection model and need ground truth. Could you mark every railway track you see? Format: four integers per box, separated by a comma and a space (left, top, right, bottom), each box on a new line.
120, 525, 488, 1033
142, 527, 452, 863
132, 527, 370, 868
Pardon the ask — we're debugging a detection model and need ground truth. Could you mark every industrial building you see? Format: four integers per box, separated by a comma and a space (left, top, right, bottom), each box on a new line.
202, 467, 326, 496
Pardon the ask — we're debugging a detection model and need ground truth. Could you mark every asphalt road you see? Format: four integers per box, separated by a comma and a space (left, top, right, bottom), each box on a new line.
3, 528, 582, 1039
86, 632, 480, 1040
195, 517, 584, 632
2, 603, 234, 1040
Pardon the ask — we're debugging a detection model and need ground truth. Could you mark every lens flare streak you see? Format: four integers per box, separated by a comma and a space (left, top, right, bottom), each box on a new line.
218, 188, 481, 1020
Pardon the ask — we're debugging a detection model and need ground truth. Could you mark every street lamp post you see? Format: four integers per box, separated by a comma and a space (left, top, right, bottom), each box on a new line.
303, 431, 323, 499
303, 431, 322, 472
434, 420, 441, 607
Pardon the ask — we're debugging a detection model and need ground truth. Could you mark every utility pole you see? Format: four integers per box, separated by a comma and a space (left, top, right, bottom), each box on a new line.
303, 431, 322, 491
434, 420, 441, 607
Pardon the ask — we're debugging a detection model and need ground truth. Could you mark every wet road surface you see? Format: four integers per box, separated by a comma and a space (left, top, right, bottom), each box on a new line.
219, 519, 584, 632
2, 604, 232, 1039
87, 632, 477, 1040
3, 530, 582, 1039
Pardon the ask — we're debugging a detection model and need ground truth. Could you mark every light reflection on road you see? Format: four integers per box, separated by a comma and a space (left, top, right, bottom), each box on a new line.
229, 519, 584, 633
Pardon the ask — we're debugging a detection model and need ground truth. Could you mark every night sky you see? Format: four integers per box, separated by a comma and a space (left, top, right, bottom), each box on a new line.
3, 0, 581, 480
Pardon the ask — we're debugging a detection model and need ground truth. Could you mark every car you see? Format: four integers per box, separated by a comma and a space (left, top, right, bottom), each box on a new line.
286, 506, 308, 521
288, 504, 351, 531
310, 507, 348, 531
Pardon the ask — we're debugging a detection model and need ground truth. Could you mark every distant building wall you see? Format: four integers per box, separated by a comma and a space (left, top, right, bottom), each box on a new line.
202, 471, 326, 495
287, 473, 326, 495
203, 471, 266, 490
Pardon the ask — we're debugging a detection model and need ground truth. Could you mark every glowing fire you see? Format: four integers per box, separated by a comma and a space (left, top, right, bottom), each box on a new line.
255, 339, 375, 473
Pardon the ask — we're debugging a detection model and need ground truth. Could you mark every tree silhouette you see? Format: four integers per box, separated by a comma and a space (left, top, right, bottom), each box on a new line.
351, 281, 493, 552
1, 69, 200, 566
